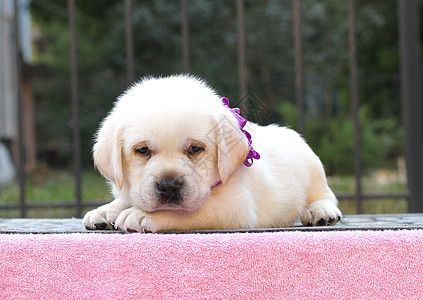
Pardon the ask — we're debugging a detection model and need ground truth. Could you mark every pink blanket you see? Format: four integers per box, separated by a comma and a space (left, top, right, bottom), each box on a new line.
1, 230, 423, 299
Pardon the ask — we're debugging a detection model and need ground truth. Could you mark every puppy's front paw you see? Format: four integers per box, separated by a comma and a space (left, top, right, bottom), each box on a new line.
83, 201, 128, 230
115, 207, 159, 233
301, 199, 342, 226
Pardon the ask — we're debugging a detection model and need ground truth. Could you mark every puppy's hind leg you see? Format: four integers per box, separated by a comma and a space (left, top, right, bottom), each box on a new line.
301, 162, 342, 226
301, 198, 342, 226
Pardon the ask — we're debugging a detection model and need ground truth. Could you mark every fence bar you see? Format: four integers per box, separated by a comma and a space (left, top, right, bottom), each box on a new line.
0, 192, 410, 211
398, 0, 423, 212
13, 0, 26, 217
348, 0, 363, 214
181, 0, 190, 73
0, 201, 108, 210
68, 0, 82, 217
125, 0, 135, 85
293, 0, 305, 136
236, 0, 247, 105
337, 192, 410, 200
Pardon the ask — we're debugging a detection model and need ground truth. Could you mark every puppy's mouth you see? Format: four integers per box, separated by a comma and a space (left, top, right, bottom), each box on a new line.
137, 176, 210, 213
148, 198, 205, 213
153, 203, 193, 212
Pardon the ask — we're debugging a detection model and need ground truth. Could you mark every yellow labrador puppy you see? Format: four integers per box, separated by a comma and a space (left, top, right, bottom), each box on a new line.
83, 75, 342, 232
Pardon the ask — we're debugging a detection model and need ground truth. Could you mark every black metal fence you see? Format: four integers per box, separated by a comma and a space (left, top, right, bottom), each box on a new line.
2, 0, 422, 217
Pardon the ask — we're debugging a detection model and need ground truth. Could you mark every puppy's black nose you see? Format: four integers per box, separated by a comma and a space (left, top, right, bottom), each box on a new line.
156, 178, 183, 203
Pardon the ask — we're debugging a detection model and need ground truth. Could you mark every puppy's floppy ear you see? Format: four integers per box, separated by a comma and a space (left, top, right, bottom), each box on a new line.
93, 118, 124, 189
215, 116, 250, 184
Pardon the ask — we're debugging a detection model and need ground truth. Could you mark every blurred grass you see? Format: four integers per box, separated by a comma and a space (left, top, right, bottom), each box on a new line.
0, 170, 408, 218
0, 170, 112, 218
329, 175, 408, 214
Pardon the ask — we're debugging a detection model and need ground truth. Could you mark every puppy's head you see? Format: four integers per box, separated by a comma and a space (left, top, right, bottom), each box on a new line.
94, 75, 249, 212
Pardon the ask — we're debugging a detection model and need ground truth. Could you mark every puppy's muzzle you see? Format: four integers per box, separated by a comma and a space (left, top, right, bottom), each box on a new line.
156, 177, 183, 204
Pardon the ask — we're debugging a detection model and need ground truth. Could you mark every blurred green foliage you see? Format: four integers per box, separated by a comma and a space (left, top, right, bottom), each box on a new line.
30, 0, 403, 175
277, 102, 403, 175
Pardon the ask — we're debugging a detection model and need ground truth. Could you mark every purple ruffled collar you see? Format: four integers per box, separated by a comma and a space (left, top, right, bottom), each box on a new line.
221, 97, 260, 167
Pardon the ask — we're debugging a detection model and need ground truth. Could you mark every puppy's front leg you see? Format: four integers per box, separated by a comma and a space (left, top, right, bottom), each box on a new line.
114, 207, 157, 233
83, 198, 131, 230
114, 194, 257, 233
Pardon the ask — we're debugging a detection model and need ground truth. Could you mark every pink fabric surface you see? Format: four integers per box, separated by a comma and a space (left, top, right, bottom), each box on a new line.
1, 230, 423, 299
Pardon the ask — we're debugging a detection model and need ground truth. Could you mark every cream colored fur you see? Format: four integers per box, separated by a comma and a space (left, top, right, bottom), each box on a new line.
83, 75, 342, 233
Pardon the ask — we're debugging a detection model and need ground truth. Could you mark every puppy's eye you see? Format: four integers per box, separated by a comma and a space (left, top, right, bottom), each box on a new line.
136, 147, 151, 156
188, 145, 204, 155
